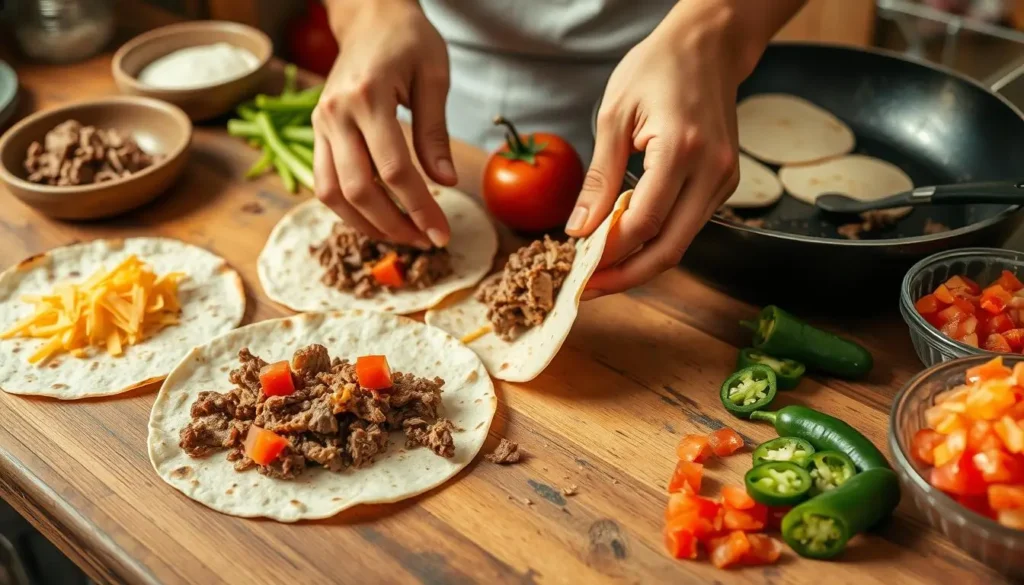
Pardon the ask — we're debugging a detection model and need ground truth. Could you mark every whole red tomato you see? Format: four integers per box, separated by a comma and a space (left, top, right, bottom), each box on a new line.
287, 0, 339, 77
483, 117, 584, 233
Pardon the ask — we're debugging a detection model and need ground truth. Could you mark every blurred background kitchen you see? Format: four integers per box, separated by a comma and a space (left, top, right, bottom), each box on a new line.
0, 0, 1021, 583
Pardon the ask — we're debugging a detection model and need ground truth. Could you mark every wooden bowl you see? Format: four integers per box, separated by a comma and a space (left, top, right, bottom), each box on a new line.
112, 21, 272, 122
0, 96, 192, 220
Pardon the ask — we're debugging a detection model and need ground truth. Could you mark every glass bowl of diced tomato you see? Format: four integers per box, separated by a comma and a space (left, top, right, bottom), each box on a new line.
890, 354, 1024, 578
901, 247, 1024, 367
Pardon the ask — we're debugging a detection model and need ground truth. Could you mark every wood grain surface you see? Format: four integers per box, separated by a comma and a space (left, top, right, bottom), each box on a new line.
0, 54, 1010, 585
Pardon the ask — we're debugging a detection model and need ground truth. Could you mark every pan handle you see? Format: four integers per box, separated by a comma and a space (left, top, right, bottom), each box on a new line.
988, 58, 1024, 94
924, 180, 1024, 205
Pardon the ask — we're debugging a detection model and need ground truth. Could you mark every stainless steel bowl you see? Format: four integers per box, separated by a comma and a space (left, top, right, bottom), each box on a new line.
890, 354, 1024, 577
900, 247, 1024, 367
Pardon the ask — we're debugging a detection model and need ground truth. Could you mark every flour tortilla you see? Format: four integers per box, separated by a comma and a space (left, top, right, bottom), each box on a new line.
779, 154, 914, 219
0, 238, 245, 399
425, 191, 632, 382
148, 310, 495, 522
737, 93, 855, 165
725, 154, 783, 208
258, 187, 498, 315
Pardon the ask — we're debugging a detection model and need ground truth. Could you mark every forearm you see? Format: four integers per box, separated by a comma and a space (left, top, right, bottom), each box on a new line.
659, 0, 808, 83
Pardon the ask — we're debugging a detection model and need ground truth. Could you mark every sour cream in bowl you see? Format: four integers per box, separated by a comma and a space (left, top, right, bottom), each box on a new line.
112, 21, 272, 122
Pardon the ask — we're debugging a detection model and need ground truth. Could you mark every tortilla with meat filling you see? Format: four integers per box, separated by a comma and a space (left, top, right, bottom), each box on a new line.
425, 191, 632, 382
258, 186, 498, 315
148, 310, 495, 522
177, 344, 457, 480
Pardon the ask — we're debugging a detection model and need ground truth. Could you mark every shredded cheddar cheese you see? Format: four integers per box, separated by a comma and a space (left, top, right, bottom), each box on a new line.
460, 324, 493, 344
1, 255, 186, 365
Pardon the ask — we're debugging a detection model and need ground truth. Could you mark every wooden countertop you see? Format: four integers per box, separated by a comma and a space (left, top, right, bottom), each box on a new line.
0, 54, 1009, 585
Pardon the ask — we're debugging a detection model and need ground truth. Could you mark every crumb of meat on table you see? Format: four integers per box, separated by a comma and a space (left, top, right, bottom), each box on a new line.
485, 438, 522, 464
561, 484, 578, 497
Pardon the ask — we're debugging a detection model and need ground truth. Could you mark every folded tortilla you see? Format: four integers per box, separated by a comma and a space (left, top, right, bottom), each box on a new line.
425, 191, 632, 382
258, 187, 499, 315
148, 310, 495, 522
0, 238, 245, 399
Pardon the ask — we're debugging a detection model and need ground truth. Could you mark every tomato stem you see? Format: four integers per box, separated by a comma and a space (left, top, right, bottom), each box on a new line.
493, 115, 527, 154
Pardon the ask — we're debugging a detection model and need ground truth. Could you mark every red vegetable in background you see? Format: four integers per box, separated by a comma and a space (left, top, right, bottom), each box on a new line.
482, 116, 584, 233
287, 0, 340, 77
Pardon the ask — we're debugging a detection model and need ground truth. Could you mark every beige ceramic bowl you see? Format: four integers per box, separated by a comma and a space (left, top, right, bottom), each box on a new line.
112, 20, 273, 121
0, 96, 192, 220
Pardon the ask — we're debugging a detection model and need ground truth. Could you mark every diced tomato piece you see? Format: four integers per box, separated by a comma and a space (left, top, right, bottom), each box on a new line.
981, 285, 1013, 315
985, 333, 1013, 354
766, 506, 791, 532
258, 360, 295, 397
935, 413, 968, 435
911, 429, 945, 465
973, 450, 1024, 484
708, 531, 751, 570
996, 270, 1024, 293
723, 502, 767, 531
935, 386, 969, 405
665, 494, 722, 541
708, 427, 744, 457
967, 421, 1004, 452
721, 485, 756, 511
243, 425, 289, 466
371, 252, 405, 288
1004, 329, 1024, 352
967, 357, 1012, 384
934, 284, 956, 304
995, 416, 1024, 453
937, 305, 967, 328
998, 509, 1024, 529
965, 381, 1015, 420
916, 293, 943, 315
962, 332, 980, 348
665, 492, 719, 524
663, 525, 699, 559
741, 534, 783, 565
947, 275, 982, 295
675, 434, 711, 463
933, 428, 966, 466
355, 355, 393, 390
668, 460, 703, 494
930, 451, 986, 496
953, 298, 977, 315
989, 484, 1024, 510
979, 313, 1015, 338
957, 494, 996, 519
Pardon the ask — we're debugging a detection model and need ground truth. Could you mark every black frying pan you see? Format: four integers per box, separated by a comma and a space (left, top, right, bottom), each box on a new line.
593, 43, 1024, 310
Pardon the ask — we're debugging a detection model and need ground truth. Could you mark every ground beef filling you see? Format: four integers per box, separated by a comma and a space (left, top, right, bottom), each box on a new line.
24, 120, 158, 186
476, 236, 576, 341
310, 223, 453, 298
178, 344, 455, 480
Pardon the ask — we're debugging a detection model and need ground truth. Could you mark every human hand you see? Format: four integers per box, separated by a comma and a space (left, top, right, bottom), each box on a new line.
566, 1, 765, 297
315, 0, 456, 248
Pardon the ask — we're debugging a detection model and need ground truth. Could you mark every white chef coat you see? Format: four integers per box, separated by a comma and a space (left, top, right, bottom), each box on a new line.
400, 0, 678, 164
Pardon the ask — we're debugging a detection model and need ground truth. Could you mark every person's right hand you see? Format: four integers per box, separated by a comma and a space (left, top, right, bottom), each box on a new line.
316, 0, 456, 249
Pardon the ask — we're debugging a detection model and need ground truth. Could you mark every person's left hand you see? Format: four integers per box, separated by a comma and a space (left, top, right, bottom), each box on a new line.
565, 1, 758, 299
